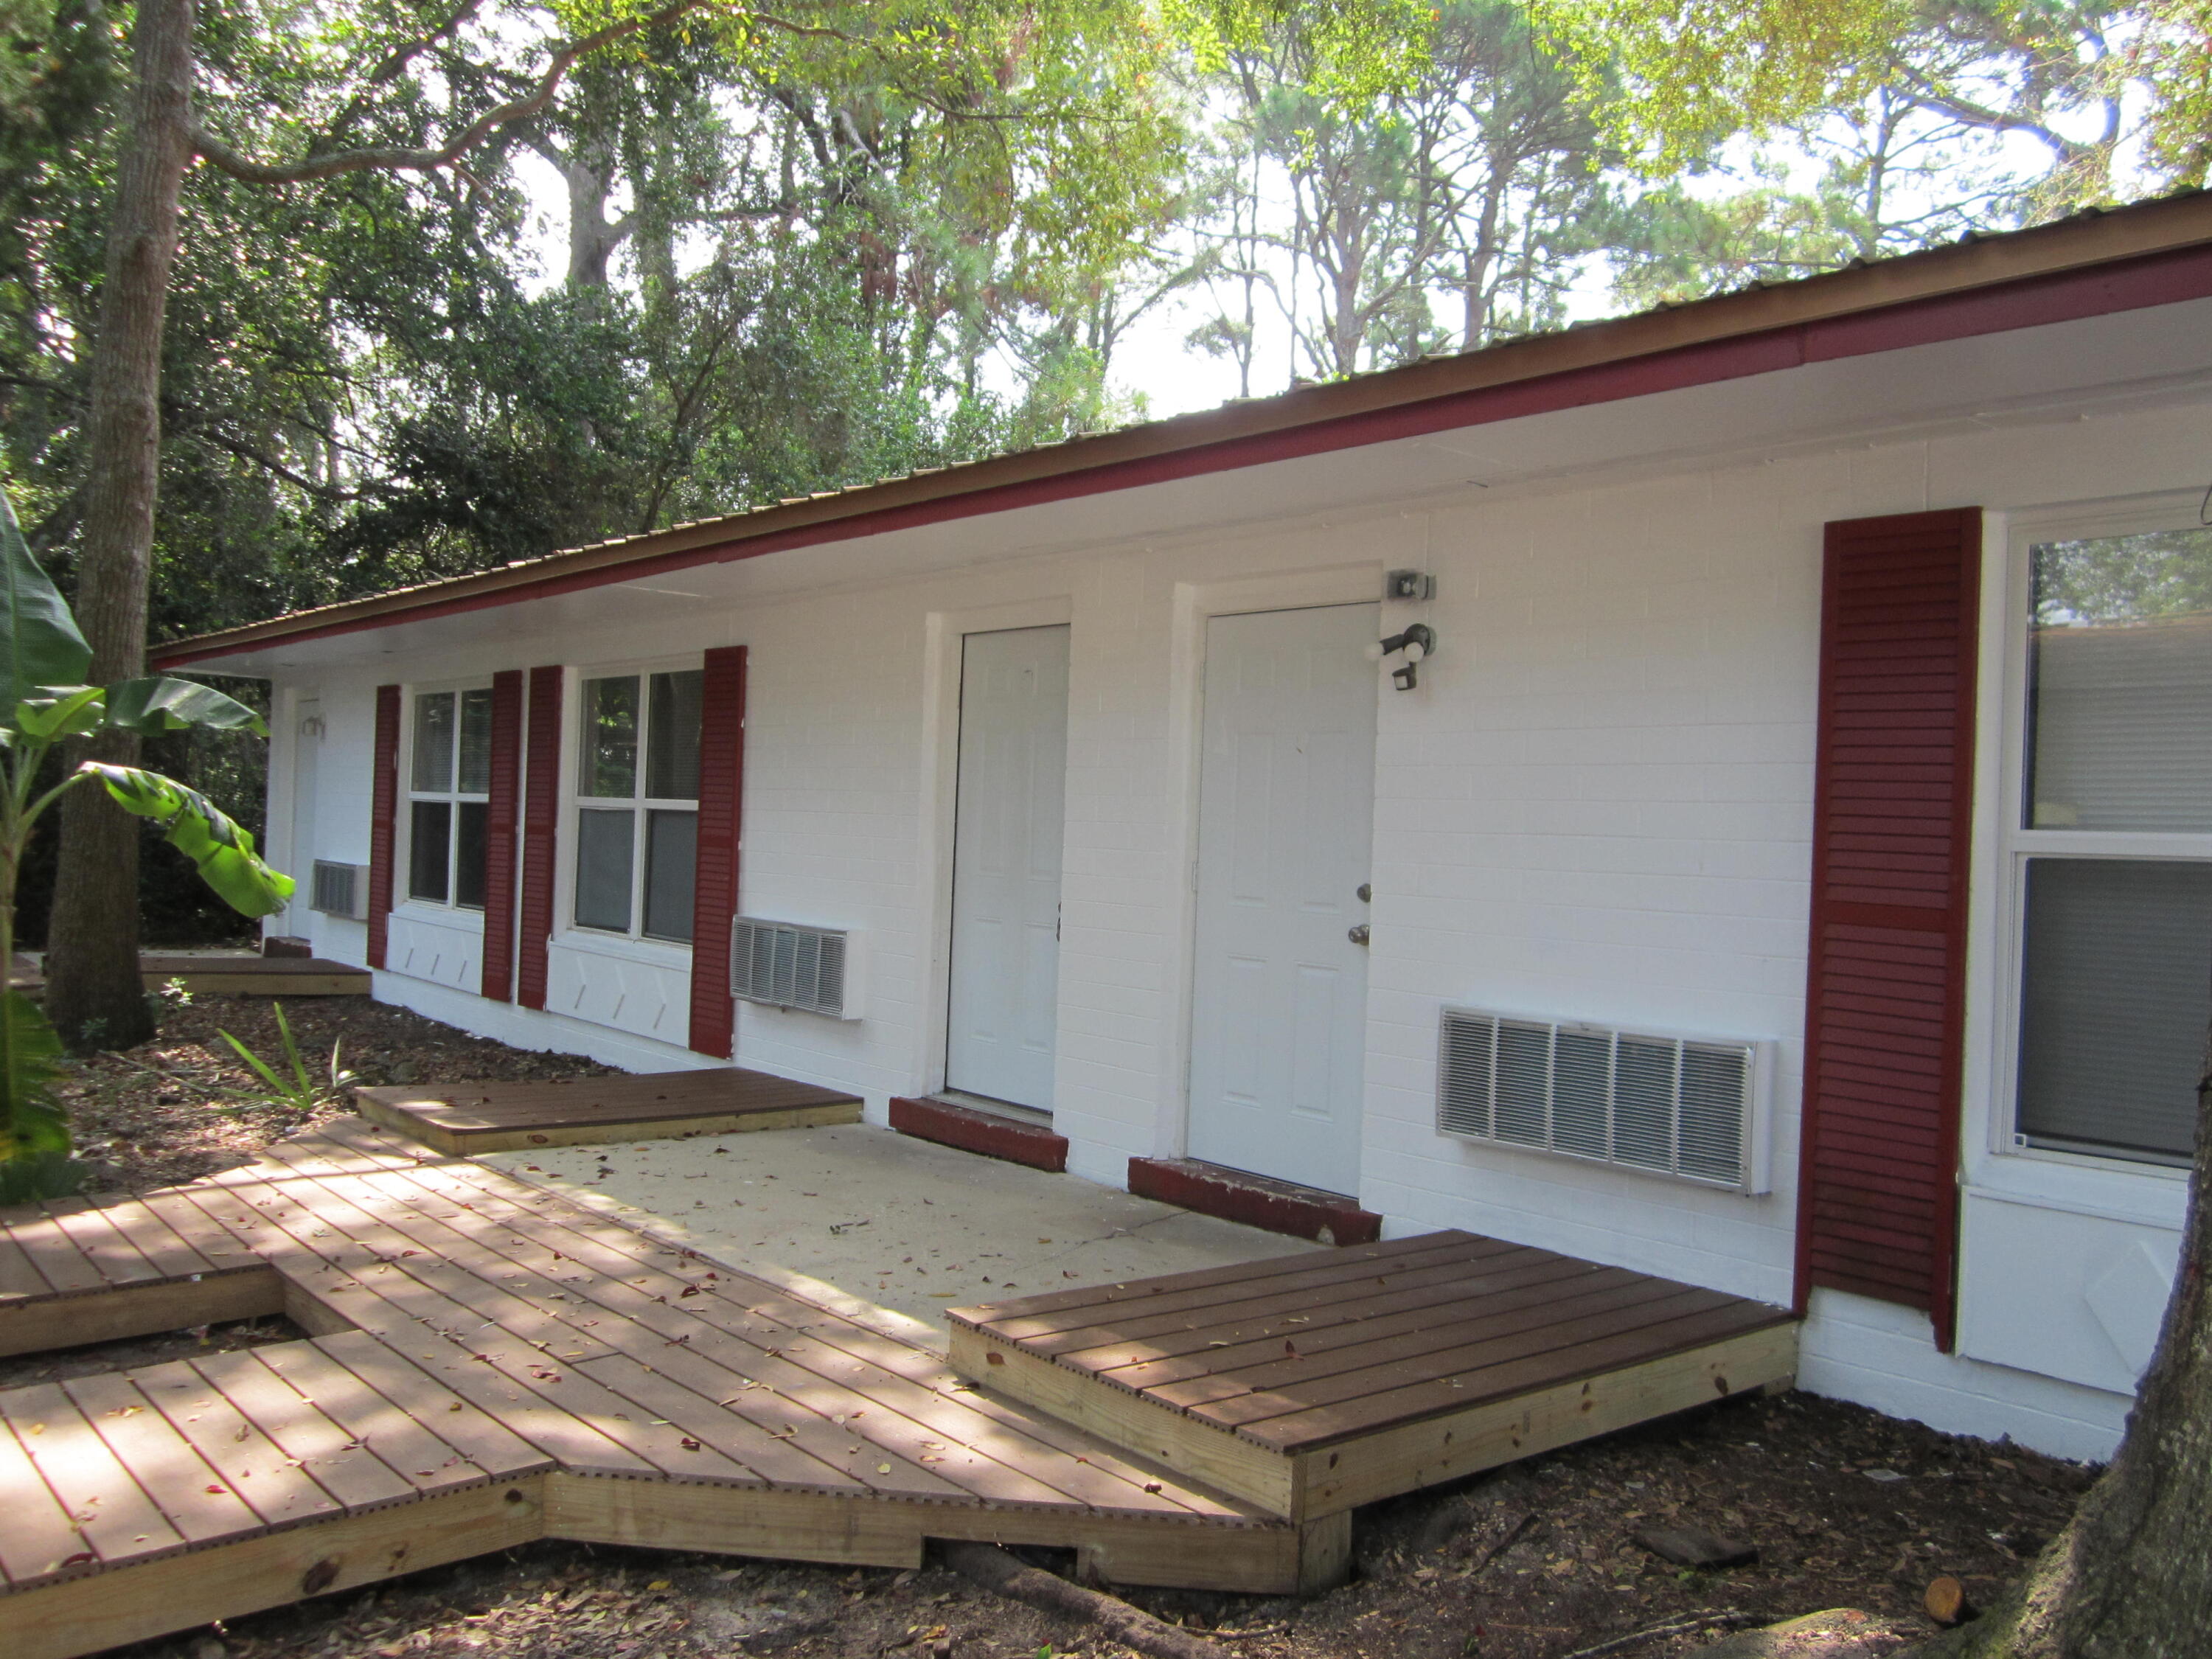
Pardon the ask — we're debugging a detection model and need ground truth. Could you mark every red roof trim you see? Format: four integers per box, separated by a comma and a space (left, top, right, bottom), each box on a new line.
154, 237, 2212, 670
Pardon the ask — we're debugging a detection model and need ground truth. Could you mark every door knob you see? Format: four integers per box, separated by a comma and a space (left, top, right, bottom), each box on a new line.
1347, 924, 1370, 946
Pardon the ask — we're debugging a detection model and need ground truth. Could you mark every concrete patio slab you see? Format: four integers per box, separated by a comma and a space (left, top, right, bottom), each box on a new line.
479, 1121, 1320, 1327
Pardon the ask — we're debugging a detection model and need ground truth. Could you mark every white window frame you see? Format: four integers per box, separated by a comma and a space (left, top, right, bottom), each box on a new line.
398, 681, 495, 922
563, 656, 704, 950
1988, 493, 2212, 1180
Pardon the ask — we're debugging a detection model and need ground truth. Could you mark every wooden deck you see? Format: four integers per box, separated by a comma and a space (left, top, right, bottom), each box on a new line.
10, 953, 370, 997
0, 1121, 1332, 1659
353, 1067, 863, 1155
947, 1231, 1798, 1520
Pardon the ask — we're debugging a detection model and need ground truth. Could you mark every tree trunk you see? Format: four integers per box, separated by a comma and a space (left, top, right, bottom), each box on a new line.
1914, 1067, 2212, 1658
44, 0, 196, 1051
561, 145, 627, 289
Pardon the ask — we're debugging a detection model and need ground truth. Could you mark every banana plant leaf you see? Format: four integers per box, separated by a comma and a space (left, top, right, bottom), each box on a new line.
0, 490, 91, 711
104, 676, 268, 736
11, 685, 105, 740
81, 762, 295, 917
0, 989, 70, 1164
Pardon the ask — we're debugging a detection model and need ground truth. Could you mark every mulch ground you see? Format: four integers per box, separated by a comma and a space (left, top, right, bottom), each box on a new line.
61, 992, 613, 1195
8, 999, 2094, 1659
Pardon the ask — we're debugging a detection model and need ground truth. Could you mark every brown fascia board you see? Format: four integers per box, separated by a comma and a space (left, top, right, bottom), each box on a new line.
158, 189, 2212, 668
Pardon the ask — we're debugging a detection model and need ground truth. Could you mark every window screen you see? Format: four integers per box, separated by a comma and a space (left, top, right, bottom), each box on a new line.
412, 692, 456, 793
408, 801, 452, 902
458, 688, 495, 795
2028, 530, 2212, 832
647, 670, 704, 800
582, 677, 639, 798
643, 809, 698, 942
2018, 858, 2212, 1162
575, 807, 634, 932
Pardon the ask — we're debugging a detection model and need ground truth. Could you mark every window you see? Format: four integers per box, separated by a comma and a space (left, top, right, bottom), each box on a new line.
2009, 524, 2212, 1165
573, 668, 703, 942
408, 687, 493, 909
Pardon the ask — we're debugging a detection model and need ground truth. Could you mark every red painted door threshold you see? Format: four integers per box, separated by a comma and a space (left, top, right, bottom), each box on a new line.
889, 1096, 1070, 1173
1127, 1156, 1383, 1246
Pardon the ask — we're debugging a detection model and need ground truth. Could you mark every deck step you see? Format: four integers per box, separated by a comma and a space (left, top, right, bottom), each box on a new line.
10, 953, 370, 997
1127, 1157, 1382, 1245
948, 1230, 1798, 1521
353, 1066, 863, 1155
890, 1097, 1069, 1172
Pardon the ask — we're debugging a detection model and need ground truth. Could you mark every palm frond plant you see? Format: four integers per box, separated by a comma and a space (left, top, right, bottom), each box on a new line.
0, 485, 291, 1201
215, 1002, 355, 1118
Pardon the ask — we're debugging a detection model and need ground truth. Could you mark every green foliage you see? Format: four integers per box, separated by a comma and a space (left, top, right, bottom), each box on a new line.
215, 1002, 355, 1116
0, 989, 69, 1165
1537, 0, 2209, 200
2032, 529, 2212, 625
0, 477, 91, 707
0, 481, 290, 1188
83, 763, 293, 918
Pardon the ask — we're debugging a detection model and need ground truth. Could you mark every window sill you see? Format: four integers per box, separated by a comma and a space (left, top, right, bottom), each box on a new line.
551, 929, 693, 969
1963, 1145, 2189, 1232
392, 902, 487, 933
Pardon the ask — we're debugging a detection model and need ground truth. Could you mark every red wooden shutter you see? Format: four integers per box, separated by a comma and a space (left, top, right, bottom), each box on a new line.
688, 645, 747, 1057
479, 669, 524, 1002
517, 665, 564, 1011
1795, 507, 1983, 1349
366, 684, 401, 970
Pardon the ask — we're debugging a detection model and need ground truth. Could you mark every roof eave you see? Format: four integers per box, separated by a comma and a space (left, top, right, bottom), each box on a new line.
156, 189, 2212, 670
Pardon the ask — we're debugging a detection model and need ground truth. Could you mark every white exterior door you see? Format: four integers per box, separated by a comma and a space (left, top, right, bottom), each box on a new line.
1187, 603, 1379, 1192
945, 625, 1071, 1111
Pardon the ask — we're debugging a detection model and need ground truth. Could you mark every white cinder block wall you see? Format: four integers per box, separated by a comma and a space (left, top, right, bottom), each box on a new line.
262, 391, 2212, 1461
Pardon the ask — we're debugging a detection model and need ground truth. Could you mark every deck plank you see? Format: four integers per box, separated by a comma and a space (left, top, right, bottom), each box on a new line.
1, 1382, 187, 1564
1046, 1248, 1593, 1369
131, 1359, 344, 1529
284, 1331, 551, 1485
83, 1194, 224, 1281
1224, 1299, 1795, 1450
1148, 1279, 1720, 1413
43, 1198, 170, 1287
1, 1210, 114, 1297
0, 1404, 91, 1587
55, 1371, 260, 1545
0, 1218, 56, 1301
1076, 1257, 1632, 1384
966, 1234, 1507, 1346
190, 1349, 421, 1512
1189, 1285, 1745, 1431
955, 1231, 1483, 1329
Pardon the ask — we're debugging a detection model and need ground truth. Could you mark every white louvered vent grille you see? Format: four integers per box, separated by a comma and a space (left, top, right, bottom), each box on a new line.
309, 860, 369, 920
731, 918, 849, 1018
1438, 1008, 1770, 1192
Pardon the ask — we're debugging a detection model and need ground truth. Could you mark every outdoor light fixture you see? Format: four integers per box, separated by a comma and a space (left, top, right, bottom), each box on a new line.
1367, 622, 1436, 690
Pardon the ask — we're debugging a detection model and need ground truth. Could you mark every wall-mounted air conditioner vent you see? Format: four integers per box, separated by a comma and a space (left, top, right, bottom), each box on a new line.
1437, 1007, 1772, 1193
730, 918, 863, 1019
309, 860, 370, 921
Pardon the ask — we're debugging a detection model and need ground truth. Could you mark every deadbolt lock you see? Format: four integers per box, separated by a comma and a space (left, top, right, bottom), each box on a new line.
1357, 883, 1372, 902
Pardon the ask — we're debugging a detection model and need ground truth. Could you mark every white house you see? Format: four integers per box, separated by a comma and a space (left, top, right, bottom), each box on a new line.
161, 188, 2212, 1464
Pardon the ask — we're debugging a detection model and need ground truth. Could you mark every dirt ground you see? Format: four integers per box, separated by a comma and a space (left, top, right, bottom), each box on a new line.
56, 991, 611, 1195
13, 998, 2095, 1659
